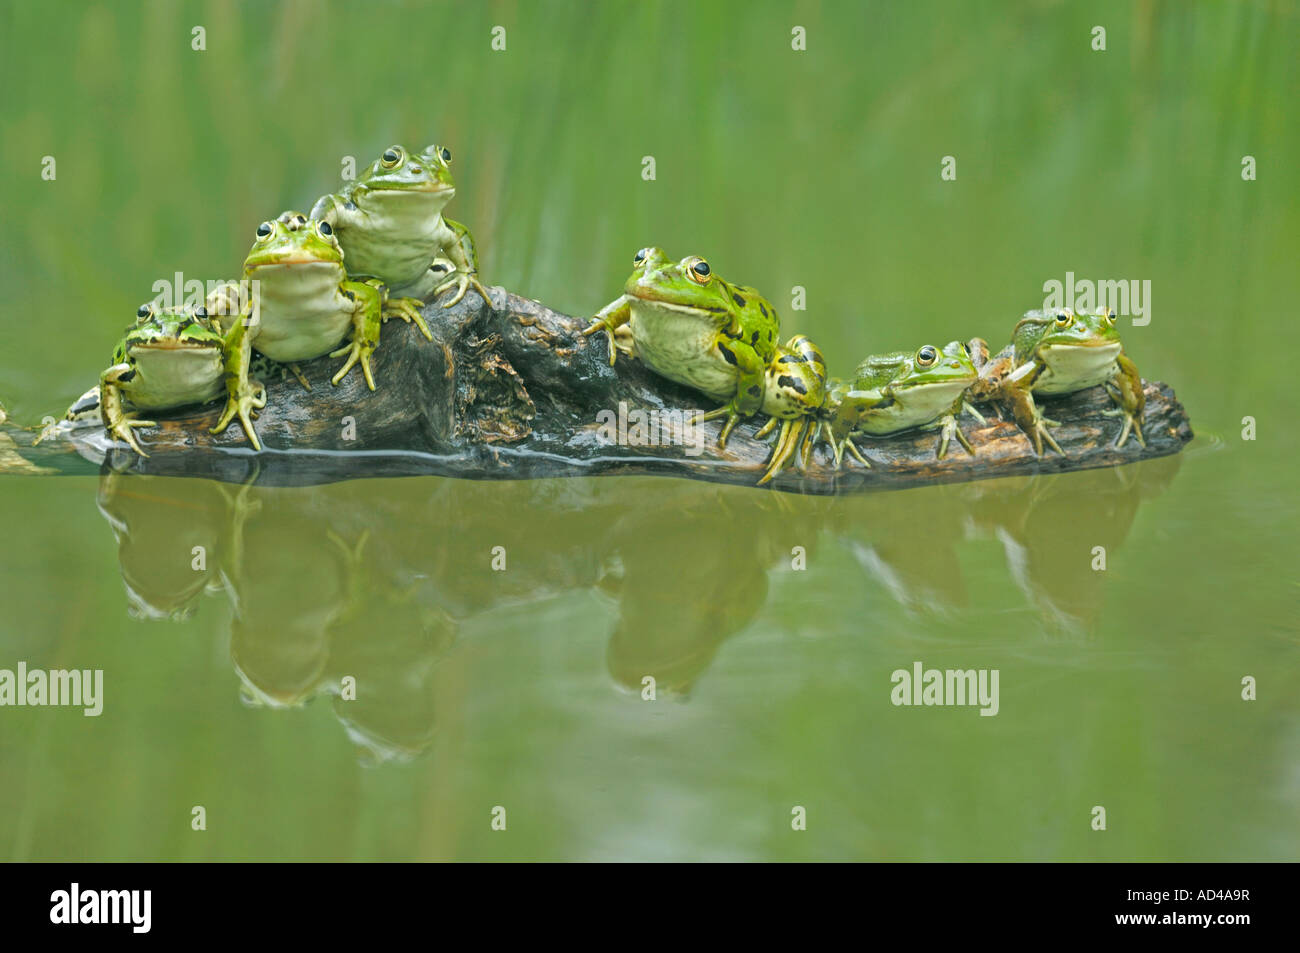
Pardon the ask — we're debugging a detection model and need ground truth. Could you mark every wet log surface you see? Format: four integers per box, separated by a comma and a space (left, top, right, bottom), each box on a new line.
3, 287, 1194, 493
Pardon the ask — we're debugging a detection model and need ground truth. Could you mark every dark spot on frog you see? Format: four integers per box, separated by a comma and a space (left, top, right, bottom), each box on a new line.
759, 303, 767, 317
344, 291, 355, 301
750, 331, 759, 344
779, 353, 806, 364
718, 343, 738, 366
748, 385, 761, 397
777, 374, 807, 396
732, 293, 747, 308
345, 201, 357, 211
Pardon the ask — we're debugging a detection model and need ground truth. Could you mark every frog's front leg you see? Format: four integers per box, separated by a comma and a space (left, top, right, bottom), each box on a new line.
1001, 362, 1062, 456
925, 403, 976, 459
435, 217, 492, 307
689, 339, 766, 449
1102, 353, 1146, 449
99, 365, 155, 457
378, 272, 434, 342
210, 298, 267, 449
582, 295, 634, 366
329, 279, 385, 389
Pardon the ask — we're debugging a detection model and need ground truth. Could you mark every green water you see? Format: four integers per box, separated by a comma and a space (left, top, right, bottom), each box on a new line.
1, 1, 1297, 861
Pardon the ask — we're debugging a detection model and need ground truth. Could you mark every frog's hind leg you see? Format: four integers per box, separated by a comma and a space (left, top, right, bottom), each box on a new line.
757, 418, 809, 485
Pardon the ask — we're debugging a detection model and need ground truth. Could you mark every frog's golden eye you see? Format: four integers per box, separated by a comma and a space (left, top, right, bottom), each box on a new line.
194, 306, 208, 320
687, 257, 711, 283
136, 304, 153, 320
1054, 311, 1072, 327
916, 345, 939, 367
1102, 308, 1116, 325
317, 221, 334, 238
633, 248, 649, 266
381, 147, 403, 168
255, 222, 273, 240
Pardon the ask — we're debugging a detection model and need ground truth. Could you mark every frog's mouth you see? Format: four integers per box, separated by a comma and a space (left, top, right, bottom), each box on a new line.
364, 183, 455, 196
129, 341, 221, 352
627, 291, 727, 318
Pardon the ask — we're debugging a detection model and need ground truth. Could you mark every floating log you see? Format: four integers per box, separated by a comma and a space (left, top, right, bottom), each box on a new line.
2, 288, 1193, 492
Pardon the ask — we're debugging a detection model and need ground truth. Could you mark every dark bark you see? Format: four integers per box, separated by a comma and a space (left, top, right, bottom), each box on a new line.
2, 287, 1194, 492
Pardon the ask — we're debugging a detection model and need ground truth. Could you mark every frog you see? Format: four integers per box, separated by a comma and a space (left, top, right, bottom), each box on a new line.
99, 301, 254, 457
208, 211, 431, 446
309, 143, 490, 307
967, 306, 1144, 455
583, 247, 787, 447
819, 341, 983, 468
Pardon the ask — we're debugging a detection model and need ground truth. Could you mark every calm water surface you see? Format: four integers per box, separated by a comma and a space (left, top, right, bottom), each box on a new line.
0, 1, 1296, 860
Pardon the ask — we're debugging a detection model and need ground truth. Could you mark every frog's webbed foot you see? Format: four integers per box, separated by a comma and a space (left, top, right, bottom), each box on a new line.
382, 296, 433, 341
582, 317, 622, 366
757, 418, 811, 485
1101, 403, 1146, 449
1030, 411, 1064, 456
109, 416, 157, 457
210, 381, 267, 450
927, 412, 975, 459
689, 404, 746, 449
1102, 383, 1146, 449
435, 271, 492, 309
330, 336, 377, 390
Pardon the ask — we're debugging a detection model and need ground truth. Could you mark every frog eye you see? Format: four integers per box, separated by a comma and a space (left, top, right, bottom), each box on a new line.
687, 257, 711, 283
135, 303, 154, 322
317, 221, 333, 238
431, 263, 449, 274
633, 248, 648, 265
1101, 308, 1116, 325
255, 222, 273, 240
440, 147, 451, 163
916, 345, 939, 367
1054, 311, 1072, 327
381, 147, 403, 168
194, 306, 208, 320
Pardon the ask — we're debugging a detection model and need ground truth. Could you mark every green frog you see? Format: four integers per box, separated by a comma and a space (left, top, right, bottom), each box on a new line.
583, 248, 795, 445
820, 341, 982, 468
310, 143, 490, 307
99, 301, 251, 457
968, 307, 1144, 455
208, 211, 430, 446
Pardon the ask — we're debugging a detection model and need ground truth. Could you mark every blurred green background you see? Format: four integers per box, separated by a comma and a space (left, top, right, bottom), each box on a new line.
0, 0, 1297, 860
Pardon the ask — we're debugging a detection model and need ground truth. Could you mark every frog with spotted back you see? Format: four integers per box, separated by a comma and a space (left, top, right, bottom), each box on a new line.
968, 306, 1144, 455
310, 144, 490, 306
584, 247, 827, 482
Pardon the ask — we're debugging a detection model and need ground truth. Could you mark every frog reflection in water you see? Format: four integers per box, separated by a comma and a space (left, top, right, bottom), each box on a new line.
92, 461, 1179, 757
